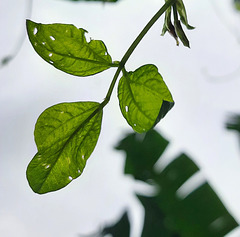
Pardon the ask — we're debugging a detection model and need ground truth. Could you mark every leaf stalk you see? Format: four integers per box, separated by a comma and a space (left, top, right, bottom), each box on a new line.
102, 0, 177, 107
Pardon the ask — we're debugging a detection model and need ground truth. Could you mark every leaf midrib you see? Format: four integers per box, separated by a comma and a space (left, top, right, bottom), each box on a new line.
124, 74, 162, 123
38, 110, 102, 193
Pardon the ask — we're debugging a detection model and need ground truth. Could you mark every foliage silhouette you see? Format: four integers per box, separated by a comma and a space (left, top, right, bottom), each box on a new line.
226, 114, 240, 134
234, 0, 240, 11
89, 130, 239, 237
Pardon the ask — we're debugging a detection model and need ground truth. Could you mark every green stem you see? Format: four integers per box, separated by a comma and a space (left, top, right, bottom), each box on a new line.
1, 0, 33, 68
172, 2, 178, 23
102, 0, 176, 107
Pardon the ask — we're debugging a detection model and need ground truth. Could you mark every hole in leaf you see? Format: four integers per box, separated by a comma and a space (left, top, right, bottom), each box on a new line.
85, 35, 91, 43
49, 53, 53, 57
49, 36, 55, 41
82, 155, 85, 160
49, 60, 53, 64
68, 176, 73, 181
34, 42, 37, 46
125, 106, 129, 112
133, 124, 137, 127
45, 164, 50, 169
33, 27, 38, 35
78, 170, 81, 174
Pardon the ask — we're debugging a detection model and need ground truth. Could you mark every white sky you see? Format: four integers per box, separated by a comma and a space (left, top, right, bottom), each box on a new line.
1, 0, 240, 236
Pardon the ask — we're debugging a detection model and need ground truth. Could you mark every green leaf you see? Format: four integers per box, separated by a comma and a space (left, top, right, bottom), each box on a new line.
176, 0, 195, 30
26, 20, 117, 77
161, 6, 179, 46
102, 212, 130, 237
137, 195, 180, 237
115, 130, 168, 181
27, 102, 103, 194
174, 19, 190, 48
115, 130, 239, 237
118, 64, 174, 133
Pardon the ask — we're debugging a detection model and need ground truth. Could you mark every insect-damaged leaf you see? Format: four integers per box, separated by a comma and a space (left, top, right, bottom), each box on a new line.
27, 102, 102, 194
26, 20, 117, 76
118, 64, 174, 133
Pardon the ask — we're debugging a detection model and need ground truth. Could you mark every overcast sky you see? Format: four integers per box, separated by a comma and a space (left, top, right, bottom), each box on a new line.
1, 0, 240, 236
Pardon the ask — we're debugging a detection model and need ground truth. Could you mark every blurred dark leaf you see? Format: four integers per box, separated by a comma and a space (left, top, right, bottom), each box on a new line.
115, 130, 239, 237
78, 212, 130, 237
226, 114, 240, 133
102, 211, 130, 237
155, 154, 238, 237
137, 195, 180, 237
115, 129, 169, 182
234, 0, 240, 11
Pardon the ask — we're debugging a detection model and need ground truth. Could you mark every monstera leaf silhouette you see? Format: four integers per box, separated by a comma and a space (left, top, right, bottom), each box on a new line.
89, 130, 238, 237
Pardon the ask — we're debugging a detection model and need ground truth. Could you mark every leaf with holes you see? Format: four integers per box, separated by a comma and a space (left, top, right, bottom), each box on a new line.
26, 102, 103, 194
26, 20, 117, 76
118, 64, 174, 133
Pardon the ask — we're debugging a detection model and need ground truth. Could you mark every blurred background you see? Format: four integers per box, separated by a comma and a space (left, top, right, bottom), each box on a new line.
1, 0, 240, 236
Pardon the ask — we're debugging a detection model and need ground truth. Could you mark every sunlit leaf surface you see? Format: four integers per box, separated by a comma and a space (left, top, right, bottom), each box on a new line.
118, 64, 174, 133
26, 20, 116, 76
27, 102, 102, 194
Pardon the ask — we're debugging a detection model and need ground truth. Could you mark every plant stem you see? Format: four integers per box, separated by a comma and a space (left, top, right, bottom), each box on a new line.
102, 0, 176, 106
172, 2, 178, 22
1, 0, 33, 68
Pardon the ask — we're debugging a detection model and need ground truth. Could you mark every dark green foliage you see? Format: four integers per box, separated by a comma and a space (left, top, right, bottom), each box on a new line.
111, 130, 239, 237
226, 114, 240, 133
102, 212, 130, 237
115, 130, 169, 181
226, 114, 240, 148
138, 195, 180, 237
